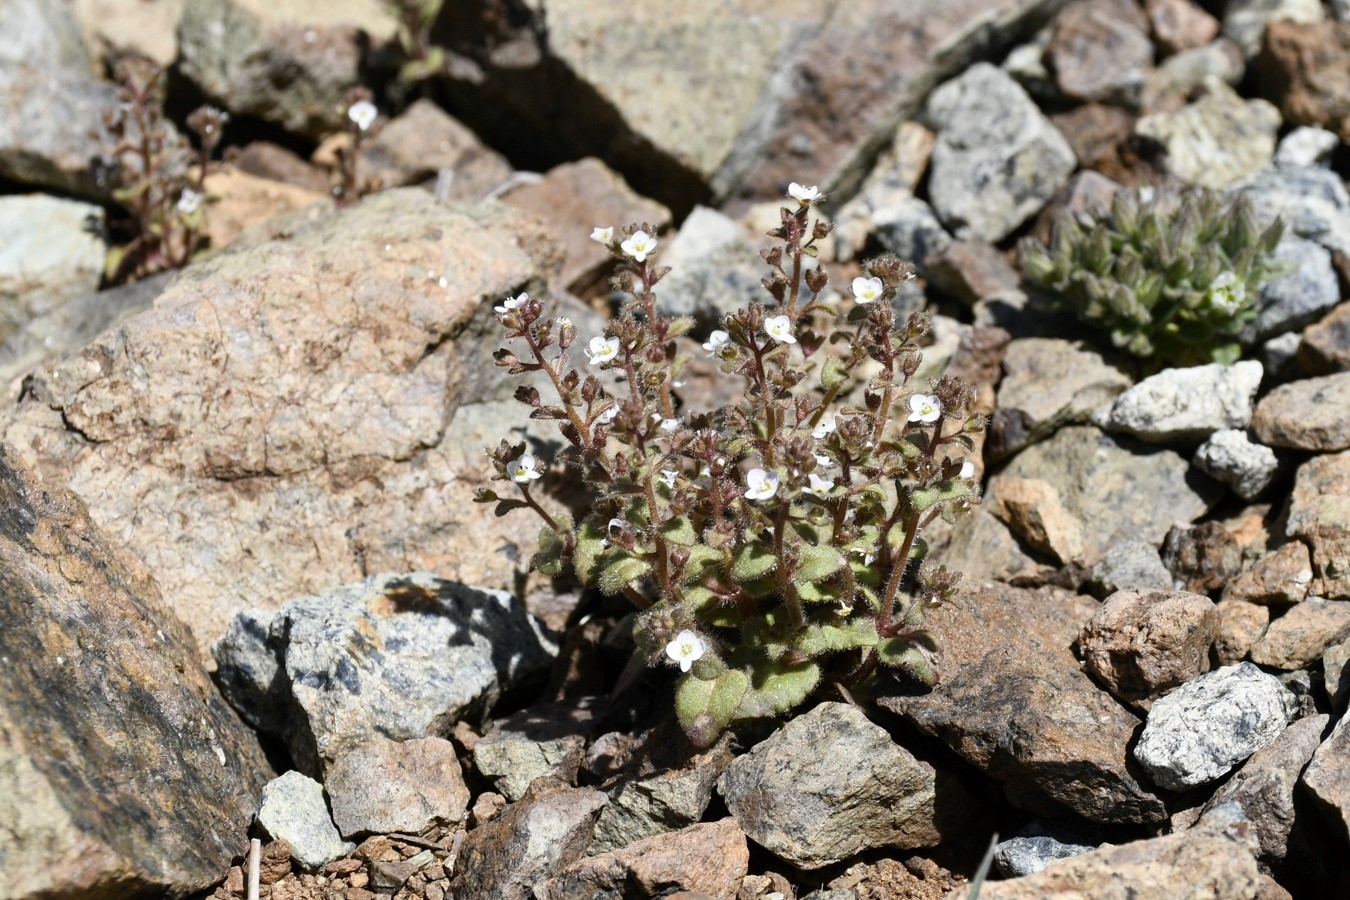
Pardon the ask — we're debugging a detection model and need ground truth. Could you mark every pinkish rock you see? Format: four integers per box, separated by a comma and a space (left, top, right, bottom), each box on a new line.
1079, 589, 1219, 706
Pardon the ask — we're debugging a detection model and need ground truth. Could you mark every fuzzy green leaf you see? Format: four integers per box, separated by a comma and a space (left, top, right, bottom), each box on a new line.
661, 517, 698, 546
680, 544, 723, 583
796, 580, 843, 604
910, 478, 973, 513
675, 669, 750, 749
820, 356, 848, 391
877, 633, 940, 687
792, 619, 879, 655
535, 526, 565, 577
573, 516, 608, 586
731, 541, 777, 582
794, 544, 844, 583
599, 554, 651, 596
737, 660, 821, 718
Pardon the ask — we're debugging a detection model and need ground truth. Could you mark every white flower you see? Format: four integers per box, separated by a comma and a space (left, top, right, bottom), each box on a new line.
620, 229, 657, 262
585, 335, 621, 365
851, 276, 884, 304
557, 316, 572, 327
814, 452, 835, 468
960, 459, 976, 480
176, 188, 203, 216
665, 629, 706, 673
788, 182, 822, 206
657, 469, 677, 488
1208, 271, 1246, 314
744, 467, 780, 501
763, 315, 796, 345
495, 292, 528, 316
347, 99, 378, 132
804, 472, 835, 498
812, 417, 836, 440
702, 329, 730, 355
590, 226, 614, 245
659, 418, 680, 433
507, 453, 542, 483
908, 393, 941, 424
602, 516, 627, 547
596, 405, 620, 425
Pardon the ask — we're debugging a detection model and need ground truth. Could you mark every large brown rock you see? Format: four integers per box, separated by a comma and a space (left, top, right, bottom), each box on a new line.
879, 584, 1167, 824
1252, 372, 1350, 452
1285, 450, 1350, 600
1047, 0, 1154, 105
0, 189, 576, 659
1079, 590, 1218, 707
1301, 711, 1350, 846
1257, 19, 1350, 142
0, 443, 270, 898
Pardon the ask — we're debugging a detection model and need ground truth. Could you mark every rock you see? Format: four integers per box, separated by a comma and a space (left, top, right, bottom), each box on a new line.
943, 830, 1260, 900
870, 195, 952, 267
233, 141, 332, 193
993, 834, 1097, 878
653, 205, 767, 327
1222, 0, 1325, 58
1146, 0, 1221, 54
1253, 373, 1350, 452
1002, 26, 1059, 101
71, 0, 185, 68
0, 443, 270, 898
0, 194, 106, 342
880, 584, 1167, 824
924, 241, 1020, 306
1027, 170, 1126, 246
473, 699, 597, 802
1192, 430, 1282, 501
718, 703, 967, 869
1133, 662, 1298, 791
1250, 599, 1350, 670
451, 783, 607, 900
987, 426, 1220, 568
1233, 164, 1350, 257
358, 98, 513, 200
1256, 20, 1350, 141
1084, 540, 1173, 598
1285, 450, 1350, 600
1047, 103, 1138, 177
989, 338, 1131, 460
1262, 331, 1304, 378
992, 476, 1086, 564
1243, 237, 1340, 342
199, 164, 331, 252
1161, 522, 1242, 594
1079, 590, 1218, 706
256, 771, 354, 872
1299, 301, 1350, 374
833, 121, 934, 261
536, 819, 748, 900
1140, 39, 1246, 114
1046, 0, 1153, 105
1134, 78, 1281, 189
326, 736, 470, 839
935, 507, 1057, 587
925, 63, 1076, 242
0, 189, 573, 660
1301, 712, 1350, 845
213, 572, 557, 773
1213, 599, 1271, 665
1224, 541, 1314, 605
1274, 125, 1340, 168
1197, 713, 1327, 866
1323, 638, 1350, 710
501, 157, 671, 293
1101, 361, 1263, 445
177, 0, 396, 139
588, 738, 730, 855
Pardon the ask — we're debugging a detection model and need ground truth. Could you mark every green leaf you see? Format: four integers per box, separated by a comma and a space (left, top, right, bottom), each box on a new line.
820, 355, 848, 391
793, 544, 844, 583
910, 478, 973, 513
661, 517, 698, 546
796, 580, 842, 604
535, 526, 565, 577
737, 659, 821, 717
573, 516, 608, 586
731, 541, 777, 582
675, 669, 750, 749
599, 554, 652, 596
792, 619, 879, 655
680, 544, 723, 583
877, 633, 940, 687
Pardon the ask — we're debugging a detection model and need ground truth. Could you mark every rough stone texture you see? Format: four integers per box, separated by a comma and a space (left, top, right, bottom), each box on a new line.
832, 120, 935, 261
213, 573, 557, 774
199, 164, 331, 252
1141, 39, 1246, 115
1146, 0, 1221, 53
924, 241, 1021, 306
1263, 331, 1304, 378
72, 0, 185, 68
1046, 0, 1153, 105
451, 783, 607, 900
1083, 540, 1173, 598
654, 205, 768, 327
1274, 124, 1340, 167
1197, 713, 1328, 866
1161, 522, 1242, 595
1225, 541, 1313, 606
987, 426, 1220, 567
234, 141, 331, 193
934, 507, 1056, 587
588, 741, 730, 855
358, 98, 513, 200
990, 338, 1131, 461
1243, 237, 1341, 342
1234, 164, 1350, 258
1079, 590, 1218, 706
1049, 103, 1138, 180
1213, 598, 1270, 665
925, 63, 1077, 242
473, 700, 596, 802
1134, 78, 1281, 189
1101, 361, 1263, 444
1300, 301, 1350, 375
256, 771, 354, 872
0, 194, 105, 344
326, 736, 470, 839
881, 584, 1166, 824
176, 0, 396, 139
501, 157, 671, 293
1133, 662, 1298, 791
1192, 429, 1282, 501
1256, 20, 1350, 142
1301, 711, 1350, 845
536, 819, 749, 900
943, 831, 1260, 900
994, 834, 1097, 878
1223, 0, 1325, 57
992, 476, 1086, 564
1253, 373, 1350, 452
1250, 599, 1350, 670
1324, 638, 1350, 710
870, 196, 952, 265
1285, 450, 1350, 599
718, 703, 967, 869
0, 190, 575, 661
0, 444, 270, 899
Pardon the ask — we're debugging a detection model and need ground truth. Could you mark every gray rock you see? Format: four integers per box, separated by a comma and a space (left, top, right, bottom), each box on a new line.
211, 607, 287, 734
1324, 638, 1350, 711
255, 771, 354, 872
1135, 79, 1281, 189
1102, 361, 1262, 444
1233, 164, 1350, 257
1141, 39, 1245, 112
1300, 711, 1350, 845
1084, 540, 1174, 598
1275, 126, 1340, 168
1001, 26, 1058, 102
0, 195, 105, 341
1134, 662, 1299, 791
871, 196, 952, 266
718, 702, 967, 869
1222, 0, 1325, 57
589, 743, 729, 855
326, 736, 470, 839
473, 699, 597, 802
213, 573, 557, 774
1262, 330, 1304, 377
1253, 372, 1350, 452
1192, 430, 1281, 500
925, 63, 1077, 242
993, 834, 1097, 877
1242, 237, 1340, 342
657, 206, 770, 327
1047, 0, 1153, 105
935, 507, 1057, 587
832, 121, 934, 261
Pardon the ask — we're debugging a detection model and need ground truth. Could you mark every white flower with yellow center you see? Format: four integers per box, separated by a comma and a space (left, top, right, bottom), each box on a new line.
590, 226, 614, 245
176, 189, 204, 216
851, 276, 884, 304
788, 182, 822, 206
702, 329, 730, 355
908, 393, 941, 424
804, 472, 835, 498
495, 292, 528, 316
763, 315, 796, 345
585, 335, 621, 365
347, 100, 378, 132
1207, 271, 1246, 315
744, 468, 780, 501
507, 453, 542, 483
621, 230, 657, 262
665, 629, 706, 672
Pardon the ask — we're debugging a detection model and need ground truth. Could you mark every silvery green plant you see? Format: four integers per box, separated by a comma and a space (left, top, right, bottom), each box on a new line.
477, 184, 985, 748
1020, 187, 1284, 369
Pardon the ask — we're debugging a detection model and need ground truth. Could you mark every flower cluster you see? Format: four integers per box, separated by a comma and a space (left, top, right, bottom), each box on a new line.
478, 189, 984, 747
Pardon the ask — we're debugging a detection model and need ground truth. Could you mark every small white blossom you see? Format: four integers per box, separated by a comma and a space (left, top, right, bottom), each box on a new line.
702, 329, 730, 355
814, 452, 835, 468
763, 315, 796, 345
495, 292, 528, 316
665, 629, 706, 673
585, 335, 621, 365
347, 99, 378, 132
658, 417, 680, 433
744, 468, 780, 501
851, 276, 884, 304
507, 453, 542, 483
1207, 271, 1246, 315
657, 469, 678, 488
602, 516, 627, 547
960, 459, 976, 480
621, 229, 657, 262
590, 226, 614, 245
788, 182, 822, 206
908, 393, 941, 424
812, 417, 836, 440
853, 547, 878, 566
176, 188, 203, 216
804, 472, 835, 498
596, 405, 620, 426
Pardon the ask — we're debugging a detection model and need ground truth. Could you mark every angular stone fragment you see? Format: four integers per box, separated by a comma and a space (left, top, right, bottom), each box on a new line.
1213, 598, 1270, 665
1161, 522, 1242, 594
1193, 430, 1281, 501
924, 240, 1021, 306
199, 165, 330, 252
1134, 79, 1281, 189
588, 739, 730, 855
872, 195, 952, 264
1284, 450, 1350, 599
1141, 39, 1246, 114
1256, 20, 1350, 142
936, 508, 1057, 587
1047, 0, 1153, 105
473, 699, 597, 802
326, 736, 470, 839
1323, 638, 1350, 711
256, 771, 354, 871
1275, 125, 1340, 167
1244, 237, 1341, 342
653, 205, 767, 327
1079, 590, 1218, 706
1301, 711, 1350, 845
1102, 361, 1263, 444
993, 833, 1097, 878
1147, 0, 1221, 53
1223, 0, 1325, 58
833, 121, 935, 260
1250, 599, 1350, 670
72, 0, 185, 68
359, 99, 514, 201
0, 194, 106, 342
1253, 373, 1350, 452
1084, 540, 1173, 598
1299, 301, 1350, 375
993, 477, 1086, 564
